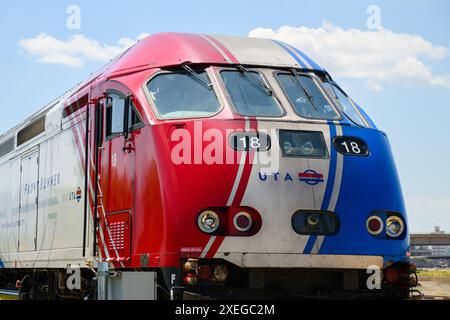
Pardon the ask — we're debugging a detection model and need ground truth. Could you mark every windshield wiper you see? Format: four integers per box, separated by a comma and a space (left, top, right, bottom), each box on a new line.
236, 65, 273, 96
182, 64, 213, 90
290, 68, 318, 111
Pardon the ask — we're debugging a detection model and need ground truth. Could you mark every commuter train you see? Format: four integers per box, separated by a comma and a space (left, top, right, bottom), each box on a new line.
0, 33, 417, 299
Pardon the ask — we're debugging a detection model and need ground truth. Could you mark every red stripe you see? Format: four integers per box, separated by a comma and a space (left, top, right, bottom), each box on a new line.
299, 173, 324, 179
205, 236, 224, 259
68, 108, 106, 261
68, 106, 105, 261
69, 114, 86, 172
68, 102, 113, 263
230, 119, 257, 206
203, 35, 239, 64
207, 118, 258, 257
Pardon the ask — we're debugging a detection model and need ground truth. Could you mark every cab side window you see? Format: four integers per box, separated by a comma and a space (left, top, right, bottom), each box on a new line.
106, 93, 125, 138
106, 92, 144, 139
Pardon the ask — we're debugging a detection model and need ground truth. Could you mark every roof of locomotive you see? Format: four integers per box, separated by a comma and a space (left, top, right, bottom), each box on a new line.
105, 32, 324, 74
0, 32, 325, 142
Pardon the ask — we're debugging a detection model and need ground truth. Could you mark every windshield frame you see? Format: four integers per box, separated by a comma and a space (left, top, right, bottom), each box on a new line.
274, 70, 343, 121
218, 66, 286, 118
322, 80, 370, 128
143, 67, 224, 120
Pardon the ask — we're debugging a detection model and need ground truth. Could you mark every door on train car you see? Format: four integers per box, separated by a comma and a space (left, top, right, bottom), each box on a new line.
18, 148, 39, 252
97, 89, 143, 260
101, 90, 133, 213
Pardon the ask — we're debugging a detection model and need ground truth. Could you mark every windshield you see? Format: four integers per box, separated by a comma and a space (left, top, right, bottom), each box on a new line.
321, 82, 368, 127
277, 73, 340, 120
146, 70, 220, 119
220, 70, 283, 117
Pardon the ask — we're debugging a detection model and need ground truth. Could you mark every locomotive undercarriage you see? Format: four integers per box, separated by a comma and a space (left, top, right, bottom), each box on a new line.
169, 259, 417, 300
0, 268, 96, 300
0, 260, 417, 300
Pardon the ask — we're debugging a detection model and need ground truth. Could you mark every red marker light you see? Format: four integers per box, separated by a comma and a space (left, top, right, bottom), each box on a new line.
385, 268, 400, 284
366, 216, 383, 235
233, 212, 253, 232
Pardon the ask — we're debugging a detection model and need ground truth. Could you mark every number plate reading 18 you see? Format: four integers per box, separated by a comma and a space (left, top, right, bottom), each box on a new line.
333, 136, 368, 156
230, 132, 271, 151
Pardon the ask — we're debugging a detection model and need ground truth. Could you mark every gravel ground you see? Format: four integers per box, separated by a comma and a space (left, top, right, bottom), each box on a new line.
419, 280, 450, 299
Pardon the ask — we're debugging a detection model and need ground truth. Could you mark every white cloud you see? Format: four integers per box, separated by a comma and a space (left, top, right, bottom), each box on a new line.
37, 54, 83, 67
406, 195, 450, 233
19, 33, 150, 67
249, 22, 450, 90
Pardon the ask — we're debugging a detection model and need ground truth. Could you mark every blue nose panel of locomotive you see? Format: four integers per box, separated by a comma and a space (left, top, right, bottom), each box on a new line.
318, 125, 409, 262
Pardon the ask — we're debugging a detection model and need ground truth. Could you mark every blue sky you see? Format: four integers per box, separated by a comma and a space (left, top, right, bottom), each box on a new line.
0, 0, 449, 232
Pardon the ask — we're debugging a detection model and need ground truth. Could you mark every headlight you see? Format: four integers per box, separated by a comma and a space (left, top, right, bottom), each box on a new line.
291, 210, 339, 236
279, 130, 328, 158
283, 141, 293, 154
307, 213, 319, 226
197, 210, 220, 233
302, 141, 314, 155
386, 216, 404, 238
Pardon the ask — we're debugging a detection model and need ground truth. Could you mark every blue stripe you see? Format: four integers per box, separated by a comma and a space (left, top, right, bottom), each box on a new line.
272, 40, 308, 69
286, 43, 323, 70
0, 259, 4, 268
303, 121, 337, 254
303, 235, 317, 253
321, 123, 337, 211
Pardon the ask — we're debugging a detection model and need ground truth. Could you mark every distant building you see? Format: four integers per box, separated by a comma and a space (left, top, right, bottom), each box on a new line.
411, 226, 450, 268
430, 226, 449, 256
410, 245, 433, 257
431, 245, 450, 256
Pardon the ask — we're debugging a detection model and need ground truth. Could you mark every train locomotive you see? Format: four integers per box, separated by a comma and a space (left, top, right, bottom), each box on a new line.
0, 33, 417, 299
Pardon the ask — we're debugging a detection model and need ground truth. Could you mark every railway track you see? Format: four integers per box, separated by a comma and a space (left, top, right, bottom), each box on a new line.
423, 295, 450, 300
